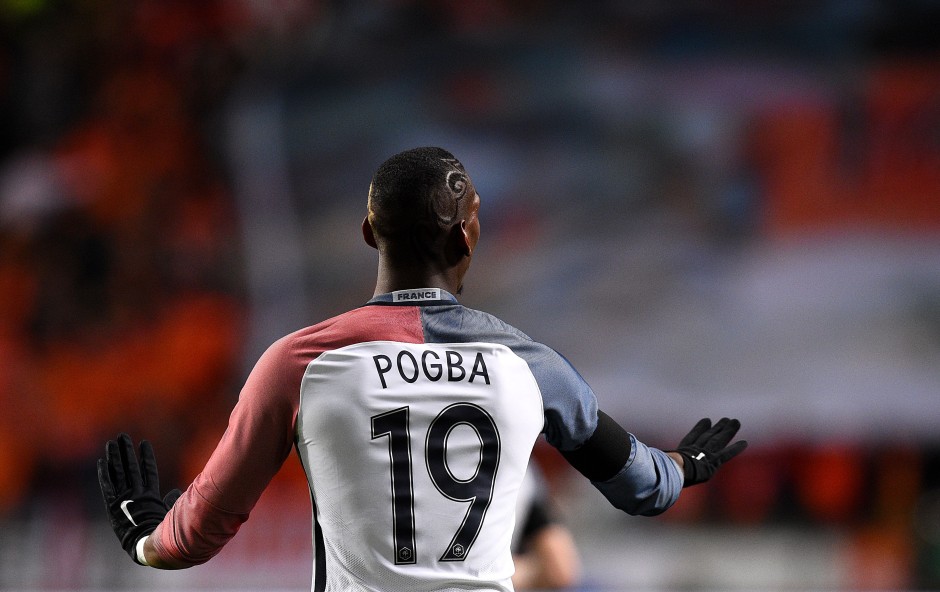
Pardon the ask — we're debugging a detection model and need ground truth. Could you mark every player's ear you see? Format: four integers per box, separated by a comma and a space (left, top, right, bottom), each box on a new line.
458, 220, 473, 257
362, 216, 378, 249
444, 220, 472, 264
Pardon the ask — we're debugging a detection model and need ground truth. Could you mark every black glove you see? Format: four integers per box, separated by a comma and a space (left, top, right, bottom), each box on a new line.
671, 418, 747, 487
97, 433, 181, 564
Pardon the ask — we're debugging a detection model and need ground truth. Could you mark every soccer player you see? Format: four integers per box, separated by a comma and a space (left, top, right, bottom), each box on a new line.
98, 147, 747, 592
510, 462, 580, 590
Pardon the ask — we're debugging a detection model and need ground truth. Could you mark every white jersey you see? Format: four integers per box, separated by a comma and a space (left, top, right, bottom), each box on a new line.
151, 289, 600, 592
297, 341, 543, 591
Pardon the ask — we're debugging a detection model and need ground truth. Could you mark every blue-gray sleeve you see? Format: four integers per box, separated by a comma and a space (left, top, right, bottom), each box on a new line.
421, 305, 598, 449
422, 304, 683, 516
504, 338, 599, 450
591, 435, 684, 516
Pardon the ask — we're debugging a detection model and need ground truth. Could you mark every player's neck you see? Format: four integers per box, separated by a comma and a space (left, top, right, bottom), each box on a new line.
373, 261, 462, 297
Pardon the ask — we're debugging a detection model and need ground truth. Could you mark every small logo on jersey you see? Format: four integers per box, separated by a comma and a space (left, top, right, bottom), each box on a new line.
451, 544, 465, 558
392, 288, 441, 302
694, 452, 706, 461
120, 500, 138, 526
398, 547, 412, 561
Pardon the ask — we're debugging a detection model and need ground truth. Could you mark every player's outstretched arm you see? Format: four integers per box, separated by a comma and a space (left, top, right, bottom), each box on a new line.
559, 412, 747, 516
560, 410, 683, 516
97, 433, 181, 567
668, 417, 748, 487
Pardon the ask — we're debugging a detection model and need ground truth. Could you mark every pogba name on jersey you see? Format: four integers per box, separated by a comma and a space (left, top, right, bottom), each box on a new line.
373, 349, 491, 389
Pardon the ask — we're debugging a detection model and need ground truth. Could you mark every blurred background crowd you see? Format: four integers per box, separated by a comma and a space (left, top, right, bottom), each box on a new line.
0, 1, 939, 590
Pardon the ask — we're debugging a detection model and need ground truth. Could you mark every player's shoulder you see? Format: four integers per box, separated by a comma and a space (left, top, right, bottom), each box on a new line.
267, 309, 350, 350
461, 305, 534, 340
424, 303, 578, 371
423, 302, 534, 345
438, 305, 590, 382
270, 304, 424, 359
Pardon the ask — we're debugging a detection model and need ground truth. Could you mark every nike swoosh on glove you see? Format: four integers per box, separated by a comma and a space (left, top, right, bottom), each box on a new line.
670, 418, 748, 487
97, 433, 181, 564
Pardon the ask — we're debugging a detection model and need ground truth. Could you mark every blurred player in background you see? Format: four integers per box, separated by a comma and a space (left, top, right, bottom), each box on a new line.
98, 147, 746, 592
511, 462, 580, 589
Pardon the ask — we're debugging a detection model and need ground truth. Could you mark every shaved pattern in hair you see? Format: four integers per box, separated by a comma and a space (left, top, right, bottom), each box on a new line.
436, 159, 470, 225
368, 147, 473, 262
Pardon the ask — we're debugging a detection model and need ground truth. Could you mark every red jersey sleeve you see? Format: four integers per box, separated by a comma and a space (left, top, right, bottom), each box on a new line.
150, 334, 303, 567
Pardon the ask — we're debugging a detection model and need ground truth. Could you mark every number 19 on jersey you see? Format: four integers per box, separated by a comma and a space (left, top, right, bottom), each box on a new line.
371, 402, 501, 564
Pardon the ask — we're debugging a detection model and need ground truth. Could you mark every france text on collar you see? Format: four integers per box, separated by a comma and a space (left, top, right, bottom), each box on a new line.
392, 288, 442, 302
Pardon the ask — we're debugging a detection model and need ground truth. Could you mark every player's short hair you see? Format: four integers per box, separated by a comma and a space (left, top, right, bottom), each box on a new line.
368, 147, 473, 262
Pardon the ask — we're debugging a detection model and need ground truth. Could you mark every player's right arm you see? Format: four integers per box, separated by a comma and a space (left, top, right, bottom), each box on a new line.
428, 308, 747, 517
558, 411, 746, 516
516, 337, 745, 516
557, 410, 683, 516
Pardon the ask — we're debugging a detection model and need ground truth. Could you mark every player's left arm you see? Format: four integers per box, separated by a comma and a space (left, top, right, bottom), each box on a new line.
152, 336, 301, 568
98, 335, 302, 568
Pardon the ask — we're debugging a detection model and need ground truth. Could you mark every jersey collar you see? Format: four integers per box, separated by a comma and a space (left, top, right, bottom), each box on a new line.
368, 288, 459, 306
